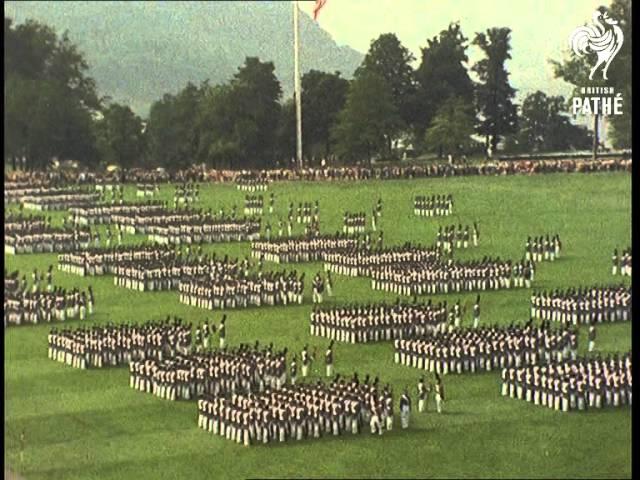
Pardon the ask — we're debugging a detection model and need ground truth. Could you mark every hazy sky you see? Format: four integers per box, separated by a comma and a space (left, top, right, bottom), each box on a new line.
6, 0, 610, 102
298, 0, 607, 100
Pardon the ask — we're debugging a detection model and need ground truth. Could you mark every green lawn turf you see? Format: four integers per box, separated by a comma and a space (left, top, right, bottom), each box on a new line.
4, 172, 632, 480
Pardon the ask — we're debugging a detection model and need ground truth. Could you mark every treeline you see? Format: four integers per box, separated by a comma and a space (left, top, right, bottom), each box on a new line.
4, 0, 631, 170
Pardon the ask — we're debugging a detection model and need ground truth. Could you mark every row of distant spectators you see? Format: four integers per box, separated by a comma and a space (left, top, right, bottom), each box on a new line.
6, 156, 631, 186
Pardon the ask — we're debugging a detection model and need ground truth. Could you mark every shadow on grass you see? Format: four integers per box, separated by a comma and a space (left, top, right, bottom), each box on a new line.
195, 423, 434, 451
5, 403, 194, 450
21, 452, 194, 480
5, 369, 130, 399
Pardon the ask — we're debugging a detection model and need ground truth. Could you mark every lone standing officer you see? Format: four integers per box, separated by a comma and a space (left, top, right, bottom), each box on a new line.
290, 355, 298, 385
473, 295, 481, 329
219, 315, 227, 349
435, 374, 445, 414
417, 376, 429, 413
312, 273, 325, 304
301, 345, 311, 378
400, 387, 412, 429
588, 323, 597, 352
19, 430, 25, 464
325, 341, 334, 377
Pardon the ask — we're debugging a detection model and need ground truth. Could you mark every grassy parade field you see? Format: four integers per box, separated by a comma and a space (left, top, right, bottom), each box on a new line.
4, 172, 632, 480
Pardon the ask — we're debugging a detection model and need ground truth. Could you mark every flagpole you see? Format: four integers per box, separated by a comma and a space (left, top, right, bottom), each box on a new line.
293, 0, 303, 169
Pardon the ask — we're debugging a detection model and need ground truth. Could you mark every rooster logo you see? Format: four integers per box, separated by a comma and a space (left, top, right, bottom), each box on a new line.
569, 9, 624, 80
569, 10, 624, 80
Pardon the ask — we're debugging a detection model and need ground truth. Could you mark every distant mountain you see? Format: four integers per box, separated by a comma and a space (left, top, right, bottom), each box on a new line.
4, 1, 364, 116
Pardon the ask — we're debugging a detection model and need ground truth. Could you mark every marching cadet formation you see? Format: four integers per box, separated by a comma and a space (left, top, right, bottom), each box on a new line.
4, 271, 21, 295
81, 222, 126, 250
94, 179, 122, 192
5, 267, 55, 295
136, 183, 160, 198
97, 182, 125, 204
144, 215, 262, 245
179, 270, 305, 310
525, 234, 562, 263
5, 213, 51, 233
109, 206, 261, 243
197, 373, 394, 445
58, 240, 308, 310
114, 255, 243, 292
324, 242, 439, 278
147, 219, 262, 245
370, 257, 533, 296
251, 235, 359, 263
394, 323, 577, 375
7, 155, 632, 455
291, 201, 320, 225
501, 352, 632, 411
58, 244, 178, 276
5, 270, 94, 327
309, 299, 450, 343
173, 183, 199, 207
530, 285, 631, 325
111, 208, 200, 234
342, 212, 367, 235
48, 317, 192, 368
131, 342, 287, 401
236, 173, 269, 192
413, 194, 454, 217
5, 222, 91, 255
436, 223, 479, 253
416, 375, 446, 414
5, 181, 68, 204
113, 207, 201, 234
244, 195, 264, 215
69, 201, 166, 226
612, 247, 632, 277
21, 191, 101, 211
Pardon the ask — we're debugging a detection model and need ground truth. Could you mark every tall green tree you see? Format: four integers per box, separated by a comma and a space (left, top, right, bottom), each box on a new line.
145, 93, 177, 168
606, 0, 631, 148
505, 91, 592, 153
356, 33, 416, 128
195, 83, 244, 169
424, 96, 476, 158
472, 27, 518, 154
301, 70, 349, 158
549, 56, 605, 156
95, 103, 145, 168
228, 57, 282, 168
4, 17, 100, 168
332, 72, 402, 164
551, 1, 631, 149
145, 82, 204, 170
191, 57, 282, 169
414, 23, 475, 142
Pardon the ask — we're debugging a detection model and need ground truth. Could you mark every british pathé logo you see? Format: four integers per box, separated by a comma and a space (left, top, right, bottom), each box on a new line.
569, 8, 624, 80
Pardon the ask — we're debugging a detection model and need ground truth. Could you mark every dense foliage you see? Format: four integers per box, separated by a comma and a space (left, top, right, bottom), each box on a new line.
3, 0, 631, 169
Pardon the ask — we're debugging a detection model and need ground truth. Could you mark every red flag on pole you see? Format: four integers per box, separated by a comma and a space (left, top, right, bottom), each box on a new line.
313, 0, 327, 21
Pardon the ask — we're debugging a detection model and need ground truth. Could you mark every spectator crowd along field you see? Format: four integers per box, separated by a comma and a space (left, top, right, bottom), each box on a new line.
4, 160, 632, 479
